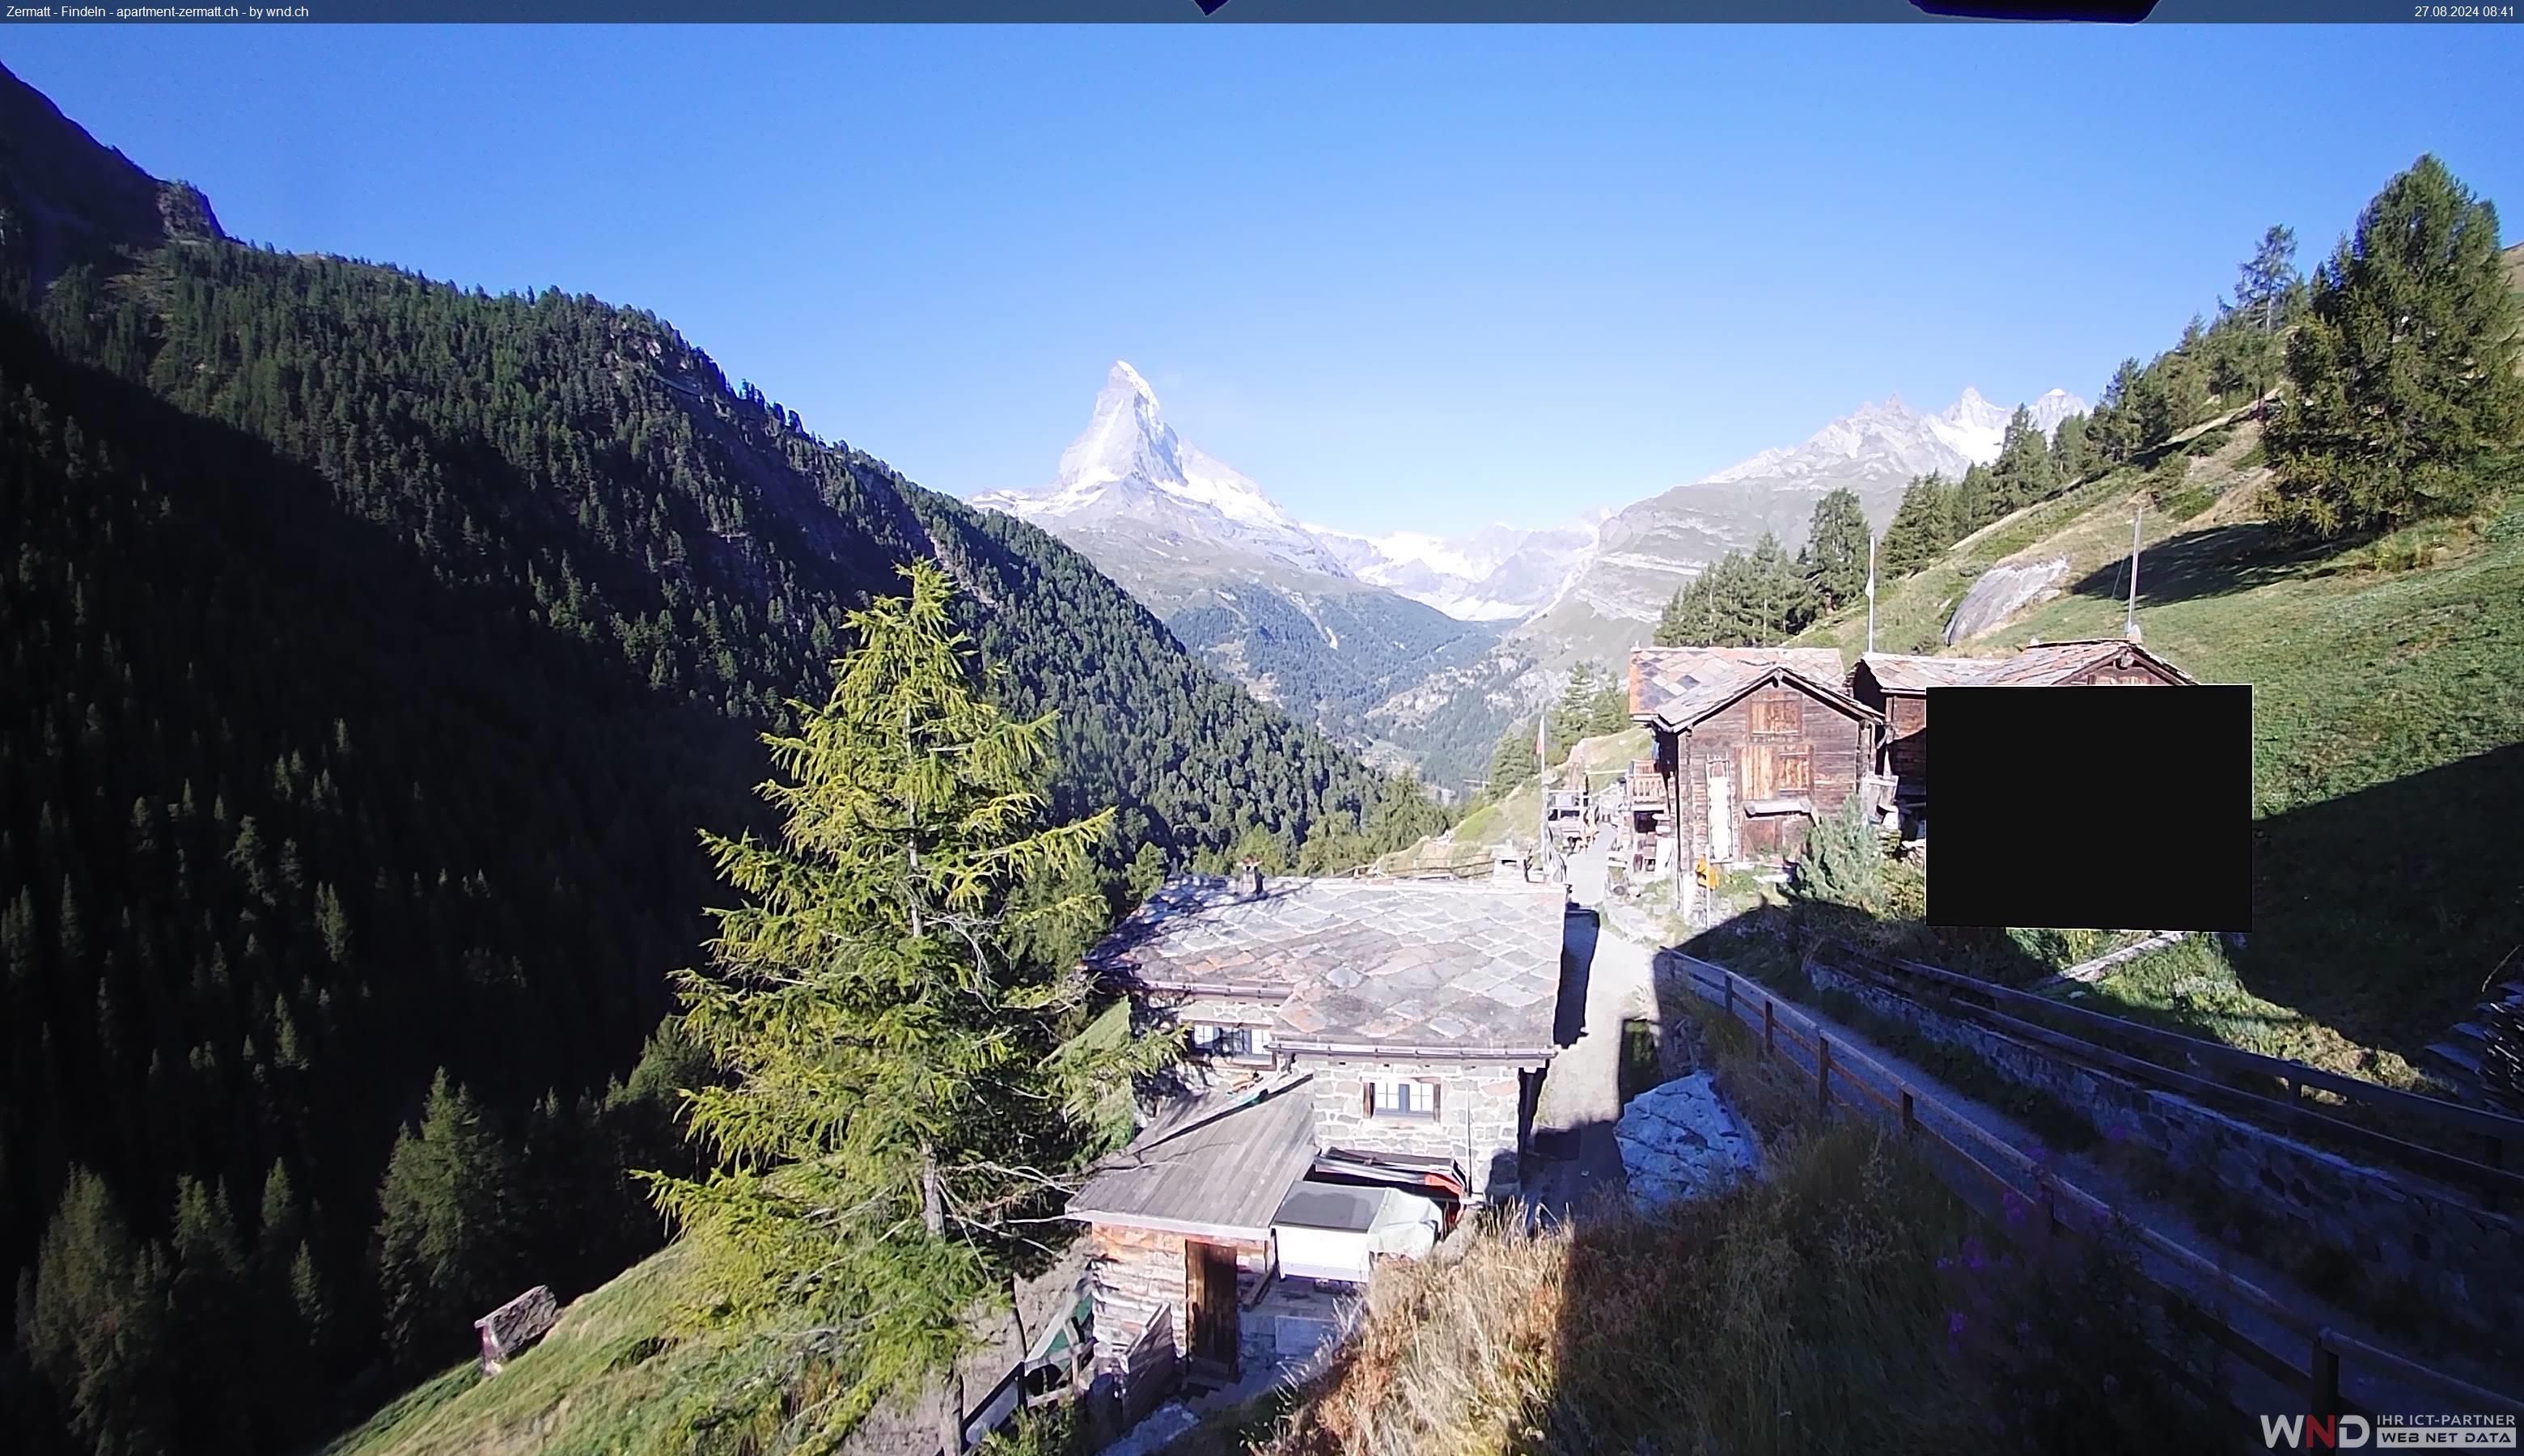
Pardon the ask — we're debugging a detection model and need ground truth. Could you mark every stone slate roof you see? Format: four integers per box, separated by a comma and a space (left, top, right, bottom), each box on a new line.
1627, 647, 1864, 730
1973, 639, 2198, 687
1854, 652, 2004, 693
1066, 1076, 1321, 1238
1858, 641, 2196, 692
1086, 876, 1568, 1056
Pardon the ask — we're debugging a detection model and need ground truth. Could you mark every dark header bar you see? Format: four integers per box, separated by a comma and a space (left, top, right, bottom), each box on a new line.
0, 0, 2505, 21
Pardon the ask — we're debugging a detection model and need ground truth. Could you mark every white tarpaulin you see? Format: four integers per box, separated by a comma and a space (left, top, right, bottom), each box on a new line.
1271, 1181, 1442, 1283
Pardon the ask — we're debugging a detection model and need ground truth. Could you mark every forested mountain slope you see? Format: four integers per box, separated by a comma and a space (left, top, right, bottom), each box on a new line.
0, 63, 1431, 1456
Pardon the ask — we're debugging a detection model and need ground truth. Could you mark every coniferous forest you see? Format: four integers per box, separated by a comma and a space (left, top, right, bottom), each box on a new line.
0, 65, 1442, 1455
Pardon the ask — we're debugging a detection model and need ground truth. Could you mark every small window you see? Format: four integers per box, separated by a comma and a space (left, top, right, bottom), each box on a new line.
1189, 1023, 1266, 1061
1756, 696, 1803, 734
1363, 1077, 1442, 1121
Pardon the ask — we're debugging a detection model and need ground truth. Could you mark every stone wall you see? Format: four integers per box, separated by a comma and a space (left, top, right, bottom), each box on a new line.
1806, 957, 2524, 1341
1083, 1224, 1270, 1386
1301, 1055, 1536, 1200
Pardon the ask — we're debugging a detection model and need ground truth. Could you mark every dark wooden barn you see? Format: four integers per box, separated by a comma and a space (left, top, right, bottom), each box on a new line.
1627, 647, 1882, 871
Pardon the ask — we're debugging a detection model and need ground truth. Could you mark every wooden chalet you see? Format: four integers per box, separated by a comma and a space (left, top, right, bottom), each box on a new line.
1849, 637, 2197, 818
1626, 647, 1882, 870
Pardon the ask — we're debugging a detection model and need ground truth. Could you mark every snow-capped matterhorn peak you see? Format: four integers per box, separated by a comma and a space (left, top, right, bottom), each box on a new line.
1056, 361, 1179, 493
970, 361, 1352, 578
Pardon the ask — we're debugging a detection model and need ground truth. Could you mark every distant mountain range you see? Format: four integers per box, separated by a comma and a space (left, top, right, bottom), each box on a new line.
1306, 518, 1605, 621
1540, 384, 2090, 638
974, 364, 1507, 762
971, 363, 2087, 789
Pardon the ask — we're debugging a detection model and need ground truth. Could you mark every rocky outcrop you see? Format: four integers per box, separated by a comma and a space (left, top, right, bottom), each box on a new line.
1944, 556, 2068, 645
1616, 1071, 1761, 1210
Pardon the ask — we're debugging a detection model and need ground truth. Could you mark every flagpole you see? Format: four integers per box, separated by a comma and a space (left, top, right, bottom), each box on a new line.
2125, 504, 2143, 641
1865, 532, 1878, 656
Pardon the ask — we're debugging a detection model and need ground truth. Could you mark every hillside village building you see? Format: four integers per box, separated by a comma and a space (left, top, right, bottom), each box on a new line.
1624, 647, 1884, 882
1064, 873, 1567, 1412
1849, 638, 2197, 825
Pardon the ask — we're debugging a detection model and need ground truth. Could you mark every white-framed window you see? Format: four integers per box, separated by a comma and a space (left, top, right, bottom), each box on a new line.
1188, 1022, 1268, 1061
1363, 1076, 1442, 1121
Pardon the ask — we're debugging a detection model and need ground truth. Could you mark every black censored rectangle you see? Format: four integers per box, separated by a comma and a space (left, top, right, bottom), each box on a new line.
1926, 684, 2251, 932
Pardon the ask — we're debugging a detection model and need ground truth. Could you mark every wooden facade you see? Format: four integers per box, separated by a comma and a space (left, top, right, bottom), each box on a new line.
1662, 675, 1876, 863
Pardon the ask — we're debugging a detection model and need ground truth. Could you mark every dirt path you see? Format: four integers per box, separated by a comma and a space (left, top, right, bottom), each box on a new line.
1522, 830, 1649, 1217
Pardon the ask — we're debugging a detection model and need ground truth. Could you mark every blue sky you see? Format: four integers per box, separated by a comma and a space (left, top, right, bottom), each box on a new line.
6, 27, 2518, 535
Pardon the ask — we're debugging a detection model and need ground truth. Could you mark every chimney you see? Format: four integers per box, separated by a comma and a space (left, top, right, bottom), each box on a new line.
1239, 859, 1265, 899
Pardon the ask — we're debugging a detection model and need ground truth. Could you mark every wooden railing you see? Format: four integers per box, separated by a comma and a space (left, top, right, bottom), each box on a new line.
1808, 940, 2524, 1208
1669, 951, 2524, 1424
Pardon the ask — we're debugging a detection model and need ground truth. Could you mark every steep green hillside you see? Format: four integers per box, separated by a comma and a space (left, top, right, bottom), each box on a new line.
1777, 237, 2524, 1084
0, 64, 1428, 1456
1791, 413, 2524, 1082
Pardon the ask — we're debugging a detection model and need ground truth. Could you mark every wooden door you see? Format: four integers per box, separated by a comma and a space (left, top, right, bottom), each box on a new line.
1184, 1241, 1239, 1373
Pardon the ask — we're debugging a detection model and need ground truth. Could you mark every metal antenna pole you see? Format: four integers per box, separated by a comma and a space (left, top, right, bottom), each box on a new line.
1865, 531, 1877, 656
2125, 503, 2143, 641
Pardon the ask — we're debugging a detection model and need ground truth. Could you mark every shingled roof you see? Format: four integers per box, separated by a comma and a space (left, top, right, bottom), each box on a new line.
1086, 876, 1568, 1058
1858, 641, 2196, 692
1065, 1075, 1322, 1239
1973, 639, 2199, 686
1627, 647, 1866, 730
1853, 652, 2005, 693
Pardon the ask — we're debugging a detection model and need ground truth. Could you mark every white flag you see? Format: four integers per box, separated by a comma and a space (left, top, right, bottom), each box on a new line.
1865, 534, 1877, 600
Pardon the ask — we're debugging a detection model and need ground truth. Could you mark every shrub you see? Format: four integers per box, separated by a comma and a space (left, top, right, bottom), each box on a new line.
1791, 793, 1883, 911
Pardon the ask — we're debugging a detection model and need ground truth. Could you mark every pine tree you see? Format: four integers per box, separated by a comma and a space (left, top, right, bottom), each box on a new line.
375, 1069, 517, 1368
1548, 662, 1603, 761
642, 561, 1172, 1450
1991, 405, 2060, 513
2089, 359, 2145, 465
2266, 156, 2524, 538
20, 1169, 174, 1456
1483, 716, 1541, 800
1585, 669, 1630, 737
1747, 532, 1810, 640
2050, 413, 2092, 484
1952, 463, 1997, 539
1879, 473, 1958, 578
1801, 489, 1870, 615
1125, 841, 1168, 903
167, 1175, 252, 1449
2224, 224, 2302, 418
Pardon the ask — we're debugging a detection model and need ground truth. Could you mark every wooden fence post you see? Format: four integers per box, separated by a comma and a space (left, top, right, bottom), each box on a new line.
1724, 974, 1734, 1022
1817, 1037, 1833, 1117
2307, 1331, 2340, 1419
1900, 1088, 1916, 1139
1763, 1000, 1775, 1059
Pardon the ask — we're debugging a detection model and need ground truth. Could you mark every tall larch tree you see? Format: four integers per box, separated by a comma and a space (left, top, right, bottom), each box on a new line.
644, 561, 1171, 1454
2266, 155, 2524, 538
2225, 224, 2302, 418
1800, 488, 1871, 615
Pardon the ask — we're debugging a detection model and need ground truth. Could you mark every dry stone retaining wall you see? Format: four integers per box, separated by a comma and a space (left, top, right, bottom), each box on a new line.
1805, 957, 2523, 1341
